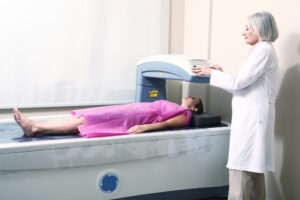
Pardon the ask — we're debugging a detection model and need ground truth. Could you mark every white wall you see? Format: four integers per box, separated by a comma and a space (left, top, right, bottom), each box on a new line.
0, 0, 169, 108
180, 0, 300, 199
0, 1, 169, 119
182, 0, 212, 111
168, 0, 185, 104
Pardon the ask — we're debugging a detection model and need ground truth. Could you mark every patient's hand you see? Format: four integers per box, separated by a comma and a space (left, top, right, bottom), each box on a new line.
127, 124, 148, 134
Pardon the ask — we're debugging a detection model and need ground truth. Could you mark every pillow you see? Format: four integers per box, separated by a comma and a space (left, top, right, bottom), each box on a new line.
190, 113, 221, 127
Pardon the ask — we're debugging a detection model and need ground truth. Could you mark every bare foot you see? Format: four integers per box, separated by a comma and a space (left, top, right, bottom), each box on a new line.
13, 108, 36, 137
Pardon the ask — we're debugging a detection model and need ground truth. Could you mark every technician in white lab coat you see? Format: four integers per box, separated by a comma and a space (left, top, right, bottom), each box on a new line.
192, 11, 279, 200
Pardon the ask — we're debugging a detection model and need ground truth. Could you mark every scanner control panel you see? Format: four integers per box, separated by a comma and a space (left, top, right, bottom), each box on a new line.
189, 59, 212, 67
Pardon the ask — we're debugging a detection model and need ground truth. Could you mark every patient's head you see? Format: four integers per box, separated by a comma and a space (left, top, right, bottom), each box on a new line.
181, 96, 203, 114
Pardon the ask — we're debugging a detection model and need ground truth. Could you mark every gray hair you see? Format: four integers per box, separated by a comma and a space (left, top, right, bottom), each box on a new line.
248, 11, 279, 42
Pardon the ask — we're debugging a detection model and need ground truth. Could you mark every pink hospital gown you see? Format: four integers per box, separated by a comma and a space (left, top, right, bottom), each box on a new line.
71, 100, 191, 138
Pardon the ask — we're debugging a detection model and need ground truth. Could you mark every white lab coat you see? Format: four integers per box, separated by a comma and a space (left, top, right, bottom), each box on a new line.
210, 41, 279, 173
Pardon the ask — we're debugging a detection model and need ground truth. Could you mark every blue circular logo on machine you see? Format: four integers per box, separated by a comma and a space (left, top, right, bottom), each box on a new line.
99, 173, 119, 194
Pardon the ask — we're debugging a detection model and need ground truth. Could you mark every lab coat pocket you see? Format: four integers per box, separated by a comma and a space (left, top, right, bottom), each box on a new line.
232, 105, 263, 135
252, 106, 268, 136
259, 102, 270, 123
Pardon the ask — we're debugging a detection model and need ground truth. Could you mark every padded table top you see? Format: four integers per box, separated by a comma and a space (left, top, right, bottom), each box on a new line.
0, 122, 81, 144
0, 121, 228, 144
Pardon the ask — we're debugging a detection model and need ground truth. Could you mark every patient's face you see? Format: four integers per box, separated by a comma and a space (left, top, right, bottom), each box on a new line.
182, 96, 200, 109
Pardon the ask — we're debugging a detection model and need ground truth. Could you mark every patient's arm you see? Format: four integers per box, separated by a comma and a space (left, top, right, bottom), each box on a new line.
127, 115, 187, 134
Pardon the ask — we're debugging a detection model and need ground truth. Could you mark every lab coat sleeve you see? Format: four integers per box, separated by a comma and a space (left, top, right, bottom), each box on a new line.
210, 48, 273, 91
210, 71, 234, 93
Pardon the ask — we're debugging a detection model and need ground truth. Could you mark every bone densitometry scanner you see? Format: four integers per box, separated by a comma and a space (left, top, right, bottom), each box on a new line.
0, 54, 230, 200
136, 54, 211, 102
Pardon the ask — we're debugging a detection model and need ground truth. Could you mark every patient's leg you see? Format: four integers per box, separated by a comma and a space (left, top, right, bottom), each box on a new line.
13, 108, 85, 137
